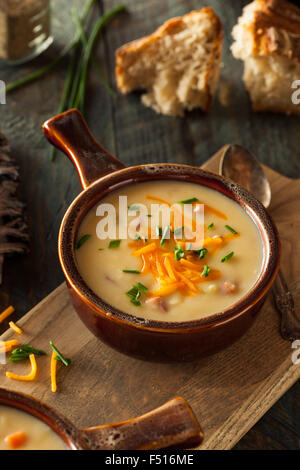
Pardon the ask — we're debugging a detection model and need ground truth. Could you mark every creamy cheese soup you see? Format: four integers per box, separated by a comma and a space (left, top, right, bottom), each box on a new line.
76, 181, 263, 322
0, 405, 68, 450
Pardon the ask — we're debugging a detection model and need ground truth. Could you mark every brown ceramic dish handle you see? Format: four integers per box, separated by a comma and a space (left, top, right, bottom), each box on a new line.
81, 397, 203, 450
43, 109, 126, 189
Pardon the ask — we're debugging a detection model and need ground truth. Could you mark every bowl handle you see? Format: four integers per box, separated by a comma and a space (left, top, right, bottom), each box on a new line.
80, 396, 204, 450
43, 109, 126, 189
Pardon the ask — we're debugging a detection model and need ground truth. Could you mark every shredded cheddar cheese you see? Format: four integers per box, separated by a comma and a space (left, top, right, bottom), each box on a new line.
199, 203, 227, 220
6, 353, 37, 382
5, 431, 27, 449
150, 282, 184, 297
177, 272, 199, 293
50, 350, 57, 393
9, 321, 23, 335
203, 236, 224, 247
126, 195, 239, 301
132, 242, 157, 257
164, 256, 178, 281
0, 339, 19, 354
0, 306, 15, 324
179, 258, 201, 270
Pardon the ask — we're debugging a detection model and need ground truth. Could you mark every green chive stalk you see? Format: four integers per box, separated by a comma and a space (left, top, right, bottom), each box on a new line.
72, 9, 116, 101
51, 47, 78, 160
73, 4, 126, 111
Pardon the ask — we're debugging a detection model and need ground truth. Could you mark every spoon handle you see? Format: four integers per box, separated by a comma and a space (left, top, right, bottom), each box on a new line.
212, 144, 297, 342
273, 269, 300, 341
43, 109, 125, 190
81, 396, 203, 450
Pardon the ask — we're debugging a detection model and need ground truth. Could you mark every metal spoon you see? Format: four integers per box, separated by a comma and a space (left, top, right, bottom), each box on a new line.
218, 144, 300, 341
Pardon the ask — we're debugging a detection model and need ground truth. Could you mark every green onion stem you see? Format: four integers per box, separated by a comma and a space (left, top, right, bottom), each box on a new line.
58, 49, 77, 114
75, 234, 91, 249
51, 46, 79, 161
50, 341, 71, 367
68, 53, 84, 109
73, 5, 126, 111
72, 9, 116, 101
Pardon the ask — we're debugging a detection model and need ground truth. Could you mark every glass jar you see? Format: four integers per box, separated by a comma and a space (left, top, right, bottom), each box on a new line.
0, 0, 53, 65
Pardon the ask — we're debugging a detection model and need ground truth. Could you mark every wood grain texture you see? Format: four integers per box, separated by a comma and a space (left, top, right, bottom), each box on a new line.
0, 0, 300, 450
0, 158, 299, 450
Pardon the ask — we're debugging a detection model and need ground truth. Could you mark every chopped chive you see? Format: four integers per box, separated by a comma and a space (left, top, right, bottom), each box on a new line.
109, 239, 121, 249
201, 265, 211, 277
173, 226, 184, 236
225, 225, 238, 235
98, 248, 104, 251
123, 270, 141, 274
126, 283, 148, 306
13, 345, 46, 355
208, 223, 214, 230
174, 245, 185, 261
135, 291, 141, 300
8, 355, 30, 362
135, 234, 141, 242
198, 248, 208, 259
160, 226, 170, 246
9, 345, 47, 362
147, 214, 152, 218
126, 286, 139, 297
50, 341, 72, 367
54, 356, 72, 366
75, 234, 91, 249
221, 251, 234, 263
179, 197, 199, 204
137, 282, 148, 293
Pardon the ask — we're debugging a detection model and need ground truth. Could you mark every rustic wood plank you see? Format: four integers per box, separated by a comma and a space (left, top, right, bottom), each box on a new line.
0, 0, 299, 450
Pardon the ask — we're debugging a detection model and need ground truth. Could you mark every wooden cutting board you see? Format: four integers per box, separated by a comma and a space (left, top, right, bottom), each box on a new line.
0, 153, 299, 450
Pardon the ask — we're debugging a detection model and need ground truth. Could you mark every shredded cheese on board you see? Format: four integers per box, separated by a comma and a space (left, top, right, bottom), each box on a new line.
50, 350, 57, 393
0, 306, 14, 324
9, 321, 22, 335
6, 354, 37, 382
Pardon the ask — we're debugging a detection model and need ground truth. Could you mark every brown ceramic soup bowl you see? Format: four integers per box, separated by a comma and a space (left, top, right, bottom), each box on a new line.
43, 109, 280, 362
0, 388, 202, 450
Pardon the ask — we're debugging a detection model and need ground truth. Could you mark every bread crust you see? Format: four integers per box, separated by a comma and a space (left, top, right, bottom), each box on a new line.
250, 0, 300, 62
115, 8, 223, 114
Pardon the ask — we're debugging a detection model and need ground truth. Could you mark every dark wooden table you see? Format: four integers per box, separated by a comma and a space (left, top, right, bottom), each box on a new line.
0, 0, 299, 450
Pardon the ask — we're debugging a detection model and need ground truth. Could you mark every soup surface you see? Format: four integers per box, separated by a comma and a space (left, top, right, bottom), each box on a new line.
0, 405, 68, 450
76, 181, 263, 322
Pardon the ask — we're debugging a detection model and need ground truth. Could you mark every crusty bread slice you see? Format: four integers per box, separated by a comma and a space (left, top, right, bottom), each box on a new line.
115, 8, 223, 116
231, 0, 300, 115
